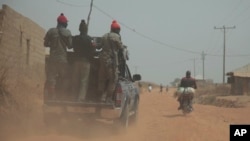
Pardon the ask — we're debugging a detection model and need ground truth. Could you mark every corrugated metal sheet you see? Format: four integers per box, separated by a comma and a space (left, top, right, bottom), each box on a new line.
230, 63, 250, 77
233, 72, 250, 77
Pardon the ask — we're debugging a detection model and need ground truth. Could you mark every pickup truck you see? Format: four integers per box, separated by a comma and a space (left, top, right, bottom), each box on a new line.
43, 37, 141, 128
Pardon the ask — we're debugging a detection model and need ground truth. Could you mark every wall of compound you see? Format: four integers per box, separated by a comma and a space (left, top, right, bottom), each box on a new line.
0, 5, 45, 94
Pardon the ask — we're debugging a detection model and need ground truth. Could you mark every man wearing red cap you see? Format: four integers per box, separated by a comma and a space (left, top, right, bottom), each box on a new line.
44, 13, 72, 100
98, 20, 123, 102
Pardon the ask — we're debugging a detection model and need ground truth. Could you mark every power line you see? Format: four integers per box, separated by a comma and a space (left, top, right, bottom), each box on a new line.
93, 4, 203, 55
218, 0, 244, 25
205, 30, 220, 54
93, 4, 250, 57
237, 14, 250, 25
56, 0, 88, 7
226, 2, 250, 25
56, 1, 250, 57
92, 5, 114, 20
205, 52, 250, 57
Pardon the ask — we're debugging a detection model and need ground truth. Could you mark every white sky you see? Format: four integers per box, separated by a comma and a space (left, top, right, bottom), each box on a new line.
1, 0, 250, 85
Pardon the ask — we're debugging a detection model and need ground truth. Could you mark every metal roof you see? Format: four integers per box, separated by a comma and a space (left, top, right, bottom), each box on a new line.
228, 63, 250, 77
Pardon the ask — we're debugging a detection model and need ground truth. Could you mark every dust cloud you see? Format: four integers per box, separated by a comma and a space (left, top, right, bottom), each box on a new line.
1, 87, 250, 141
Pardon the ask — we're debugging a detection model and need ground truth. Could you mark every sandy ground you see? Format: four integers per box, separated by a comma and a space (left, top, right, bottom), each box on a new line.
2, 88, 250, 141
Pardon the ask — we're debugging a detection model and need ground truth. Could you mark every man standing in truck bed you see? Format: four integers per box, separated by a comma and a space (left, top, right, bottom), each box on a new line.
44, 13, 72, 100
98, 20, 123, 102
71, 20, 95, 101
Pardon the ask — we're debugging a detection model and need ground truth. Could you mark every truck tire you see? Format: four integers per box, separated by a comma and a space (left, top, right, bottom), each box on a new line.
130, 97, 139, 124
120, 102, 129, 128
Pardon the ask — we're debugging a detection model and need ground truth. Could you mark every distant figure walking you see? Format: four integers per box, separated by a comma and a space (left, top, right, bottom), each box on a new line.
138, 82, 142, 93
166, 85, 169, 93
159, 84, 163, 94
148, 84, 152, 93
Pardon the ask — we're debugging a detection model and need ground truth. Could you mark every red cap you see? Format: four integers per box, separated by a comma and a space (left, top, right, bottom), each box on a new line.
111, 20, 120, 29
57, 13, 68, 23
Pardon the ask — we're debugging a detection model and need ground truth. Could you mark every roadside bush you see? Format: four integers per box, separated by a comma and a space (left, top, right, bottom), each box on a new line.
196, 84, 231, 96
194, 84, 249, 108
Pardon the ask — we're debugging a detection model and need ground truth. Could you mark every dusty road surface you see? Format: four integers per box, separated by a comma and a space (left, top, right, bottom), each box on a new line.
4, 88, 250, 141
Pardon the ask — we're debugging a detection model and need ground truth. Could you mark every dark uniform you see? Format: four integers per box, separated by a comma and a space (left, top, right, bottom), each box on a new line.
71, 20, 94, 101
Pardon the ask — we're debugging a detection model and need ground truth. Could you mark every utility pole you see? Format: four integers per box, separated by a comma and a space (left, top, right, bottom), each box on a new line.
193, 58, 196, 77
201, 51, 206, 80
87, 0, 94, 32
214, 25, 235, 84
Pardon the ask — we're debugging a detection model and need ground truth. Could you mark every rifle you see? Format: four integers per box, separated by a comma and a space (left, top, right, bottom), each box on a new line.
107, 33, 119, 73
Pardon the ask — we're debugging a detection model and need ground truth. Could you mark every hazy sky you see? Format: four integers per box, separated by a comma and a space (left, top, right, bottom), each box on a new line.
1, 0, 250, 85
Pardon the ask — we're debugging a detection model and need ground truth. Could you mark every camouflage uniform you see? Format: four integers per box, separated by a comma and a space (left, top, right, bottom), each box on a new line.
44, 23, 72, 99
118, 45, 129, 77
98, 32, 123, 101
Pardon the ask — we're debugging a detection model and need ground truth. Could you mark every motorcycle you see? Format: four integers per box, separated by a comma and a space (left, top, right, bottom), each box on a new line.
177, 87, 194, 115
180, 93, 193, 115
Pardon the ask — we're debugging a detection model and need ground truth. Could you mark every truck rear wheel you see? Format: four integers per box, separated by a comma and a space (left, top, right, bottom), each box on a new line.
120, 102, 129, 128
130, 98, 139, 124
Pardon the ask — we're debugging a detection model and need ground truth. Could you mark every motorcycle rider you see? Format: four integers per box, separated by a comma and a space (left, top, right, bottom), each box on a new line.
178, 70, 197, 110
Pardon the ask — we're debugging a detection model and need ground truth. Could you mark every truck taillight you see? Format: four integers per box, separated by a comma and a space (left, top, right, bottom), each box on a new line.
115, 85, 122, 107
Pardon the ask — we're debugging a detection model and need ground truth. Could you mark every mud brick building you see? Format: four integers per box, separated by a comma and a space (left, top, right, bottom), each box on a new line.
0, 5, 45, 94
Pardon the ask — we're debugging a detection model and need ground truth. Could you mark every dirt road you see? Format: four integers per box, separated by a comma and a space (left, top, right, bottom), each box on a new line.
6, 88, 250, 141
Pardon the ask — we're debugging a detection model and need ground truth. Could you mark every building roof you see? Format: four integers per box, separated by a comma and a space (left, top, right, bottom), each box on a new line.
227, 63, 250, 77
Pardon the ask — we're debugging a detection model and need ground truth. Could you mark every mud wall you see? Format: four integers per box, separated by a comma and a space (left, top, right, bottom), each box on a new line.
0, 4, 45, 94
